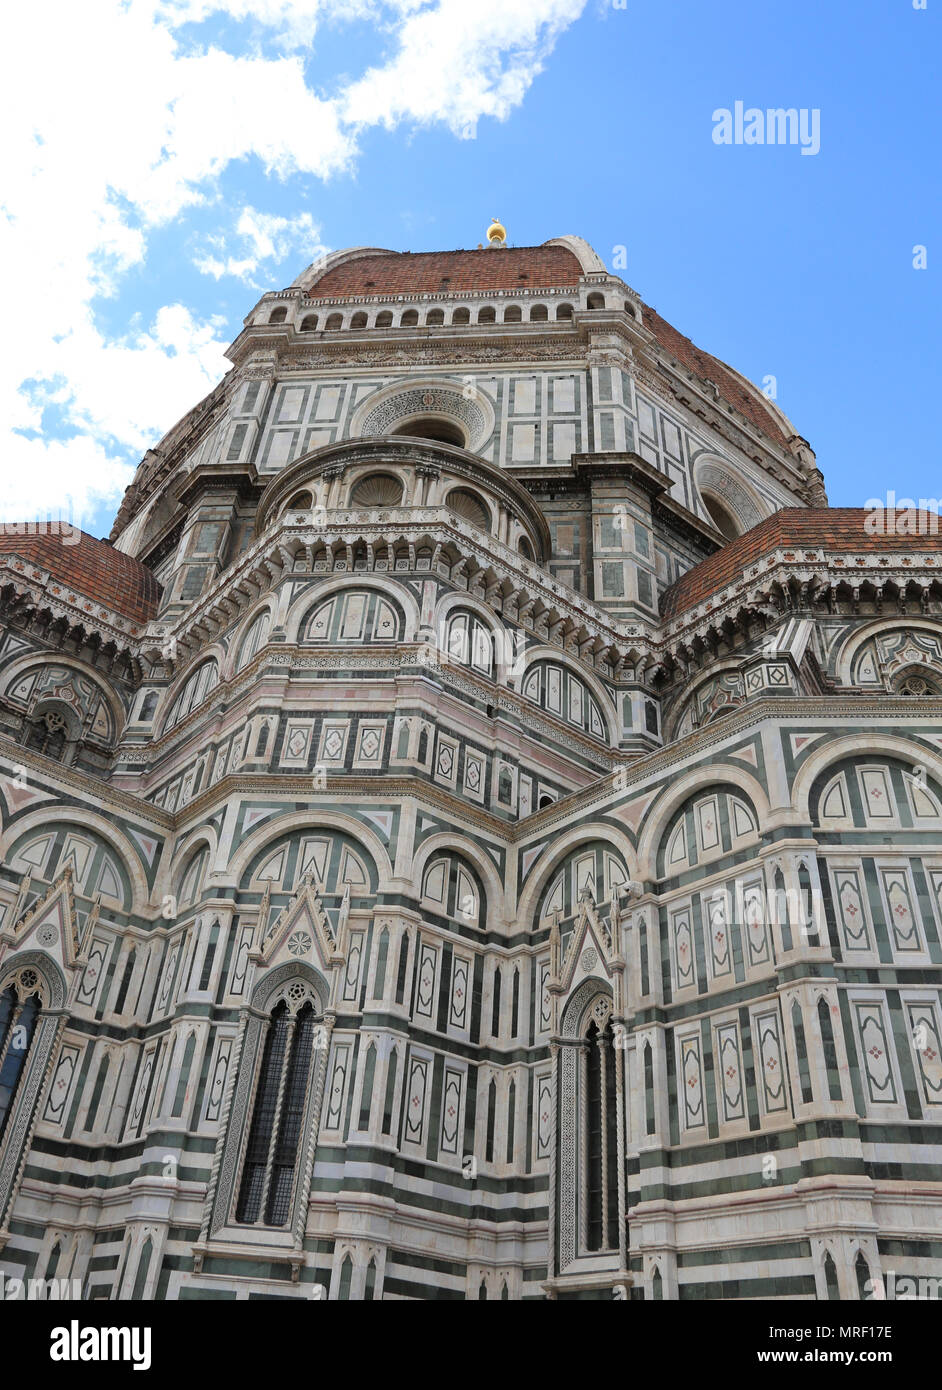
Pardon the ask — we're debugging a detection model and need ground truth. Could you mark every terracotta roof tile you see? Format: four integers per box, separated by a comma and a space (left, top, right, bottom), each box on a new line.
661, 508, 941, 619
308, 245, 583, 299
0, 527, 160, 625
640, 303, 790, 447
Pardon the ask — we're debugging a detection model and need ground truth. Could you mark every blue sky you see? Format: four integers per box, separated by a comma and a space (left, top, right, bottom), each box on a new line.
3, 0, 938, 539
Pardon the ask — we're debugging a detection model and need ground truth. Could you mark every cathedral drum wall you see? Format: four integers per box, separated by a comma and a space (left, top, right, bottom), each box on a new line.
0, 235, 939, 1299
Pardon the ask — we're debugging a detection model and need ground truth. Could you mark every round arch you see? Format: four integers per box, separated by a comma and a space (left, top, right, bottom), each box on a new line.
834, 619, 942, 686
348, 375, 496, 452
789, 734, 942, 823
225, 811, 393, 894
0, 949, 68, 1009
634, 766, 770, 881
157, 644, 226, 736
692, 455, 767, 537
516, 645, 619, 743
225, 599, 277, 679
159, 825, 220, 902
0, 806, 150, 911
516, 823, 638, 928
432, 591, 507, 674
664, 660, 747, 741
285, 574, 421, 645
409, 831, 506, 928
340, 460, 410, 508
0, 651, 127, 741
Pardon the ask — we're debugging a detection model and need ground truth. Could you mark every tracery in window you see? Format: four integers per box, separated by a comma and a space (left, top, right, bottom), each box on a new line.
0, 972, 42, 1145
235, 989, 320, 1228
584, 1010, 618, 1252
895, 672, 939, 697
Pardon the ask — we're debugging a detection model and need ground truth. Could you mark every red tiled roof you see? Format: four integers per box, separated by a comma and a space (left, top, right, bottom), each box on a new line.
661, 508, 942, 620
641, 303, 790, 447
308, 245, 583, 298
0, 527, 160, 625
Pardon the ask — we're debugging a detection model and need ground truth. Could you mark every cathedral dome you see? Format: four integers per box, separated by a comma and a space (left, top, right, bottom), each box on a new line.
297, 242, 584, 298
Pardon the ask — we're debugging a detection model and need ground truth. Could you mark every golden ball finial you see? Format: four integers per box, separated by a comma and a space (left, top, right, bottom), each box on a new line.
486, 217, 507, 247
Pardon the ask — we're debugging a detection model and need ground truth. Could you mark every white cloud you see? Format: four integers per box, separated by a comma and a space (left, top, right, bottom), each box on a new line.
0, 0, 586, 529
194, 208, 329, 285
342, 0, 588, 135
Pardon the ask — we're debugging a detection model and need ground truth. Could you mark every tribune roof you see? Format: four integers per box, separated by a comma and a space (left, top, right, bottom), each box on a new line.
660, 508, 941, 620
0, 528, 160, 625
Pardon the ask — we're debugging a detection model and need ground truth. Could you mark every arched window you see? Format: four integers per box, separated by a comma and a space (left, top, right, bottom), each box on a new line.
703, 493, 741, 541
299, 314, 318, 331
325, 313, 343, 330
350, 312, 368, 329
268, 306, 287, 324
529, 304, 548, 322
0, 973, 42, 1145
503, 305, 522, 323
139, 691, 158, 722
235, 609, 270, 672
586, 292, 605, 310
236, 994, 319, 1227
894, 670, 940, 697
556, 302, 574, 320
452, 307, 470, 325
285, 489, 314, 514
24, 705, 75, 760
426, 309, 445, 326
584, 1011, 618, 1252
400, 309, 419, 327
164, 661, 218, 731
391, 416, 466, 447
375, 310, 393, 327
443, 609, 494, 677
477, 306, 496, 324
517, 535, 533, 560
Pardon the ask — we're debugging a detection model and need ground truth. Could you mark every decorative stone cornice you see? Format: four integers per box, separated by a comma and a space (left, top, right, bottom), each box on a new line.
515, 695, 942, 842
